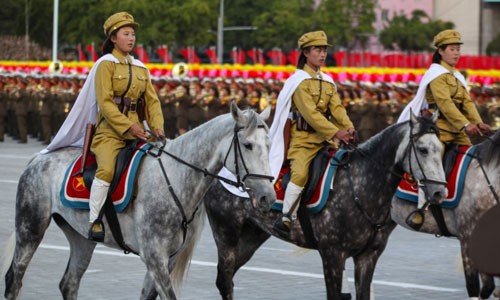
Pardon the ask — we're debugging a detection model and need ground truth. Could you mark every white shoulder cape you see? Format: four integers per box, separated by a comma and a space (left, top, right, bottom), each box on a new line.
397, 63, 467, 123
218, 69, 334, 198
41, 54, 147, 154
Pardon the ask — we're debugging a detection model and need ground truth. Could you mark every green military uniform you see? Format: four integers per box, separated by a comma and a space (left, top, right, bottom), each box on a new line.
91, 49, 164, 182
426, 61, 482, 146
15, 82, 29, 143
0, 78, 6, 141
288, 64, 353, 186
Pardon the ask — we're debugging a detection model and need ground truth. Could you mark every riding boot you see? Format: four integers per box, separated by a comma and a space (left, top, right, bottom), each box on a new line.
88, 177, 110, 242
273, 182, 303, 234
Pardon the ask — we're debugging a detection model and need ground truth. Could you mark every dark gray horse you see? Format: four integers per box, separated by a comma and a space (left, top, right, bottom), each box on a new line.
391, 130, 500, 300
197, 113, 447, 300
2, 104, 276, 300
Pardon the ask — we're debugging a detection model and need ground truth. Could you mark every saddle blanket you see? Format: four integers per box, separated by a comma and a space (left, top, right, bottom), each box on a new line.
272, 149, 348, 214
60, 143, 151, 212
395, 145, 476, 208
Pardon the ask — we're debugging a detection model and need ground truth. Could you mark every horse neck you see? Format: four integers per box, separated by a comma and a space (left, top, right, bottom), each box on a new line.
356, 123, 406, 172
351, 124, 407, 191
165, 115, 233, 180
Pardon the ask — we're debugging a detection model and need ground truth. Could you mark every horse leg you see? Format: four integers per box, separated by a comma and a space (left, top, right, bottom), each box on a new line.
352, 249, 383, 300
479, 273, 495, 299
140, 272, 158, 300
207, 211, 270, 300
460, 241, 481, 298
52, 214, 96, 300
4, 191, 52, 300
318, 246, 346, 300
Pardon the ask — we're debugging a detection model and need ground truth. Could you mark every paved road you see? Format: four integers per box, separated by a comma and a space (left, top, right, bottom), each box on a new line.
0, 136, 496, 299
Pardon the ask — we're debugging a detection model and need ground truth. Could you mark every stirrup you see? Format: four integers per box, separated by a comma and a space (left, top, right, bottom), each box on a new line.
405, 209, 425, 231
273, 214, 291, 236
88, 220, 105, 242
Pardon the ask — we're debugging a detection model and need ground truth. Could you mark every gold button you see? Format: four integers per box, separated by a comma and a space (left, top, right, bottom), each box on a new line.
118, 75, 122, 79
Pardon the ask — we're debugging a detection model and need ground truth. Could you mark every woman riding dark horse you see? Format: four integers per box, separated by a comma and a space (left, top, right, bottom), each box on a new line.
180, 112, 447, 300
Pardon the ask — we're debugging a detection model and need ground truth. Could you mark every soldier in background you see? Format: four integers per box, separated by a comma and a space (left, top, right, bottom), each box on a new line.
13, 76, 29, 143
39, 76, 54, 144
204, 85, 221, 121
188, 80, 206, 129
157, 78, 178, 139
0, 76, 6, 141
175, 82, 191, 135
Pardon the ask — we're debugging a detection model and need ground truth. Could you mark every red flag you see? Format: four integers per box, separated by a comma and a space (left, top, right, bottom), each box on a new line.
155, 45, 171, 64
205, 46, 217, 64
287, 49, 300, 66
86, 43, 97, 62
230, 47, 246, 64
247, 48, 257, 64
257, 48, 265, 65
333, 51, 346, 67
76, 44, 86, 62
180, 47, 200, 64
267, 48, 286, 65
134, 44, 149, 63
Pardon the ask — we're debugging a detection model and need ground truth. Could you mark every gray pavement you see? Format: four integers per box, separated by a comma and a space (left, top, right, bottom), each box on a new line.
0, 135, 495, 299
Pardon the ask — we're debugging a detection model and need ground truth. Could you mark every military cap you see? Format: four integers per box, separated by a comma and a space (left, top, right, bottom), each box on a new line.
433, 29, 463, 48
103, 12, 139, 36
298, 31, 332, 49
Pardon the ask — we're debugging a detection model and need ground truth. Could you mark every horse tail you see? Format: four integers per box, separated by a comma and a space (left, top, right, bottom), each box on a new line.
1, 233, 16, 279
170, 204, 206, 292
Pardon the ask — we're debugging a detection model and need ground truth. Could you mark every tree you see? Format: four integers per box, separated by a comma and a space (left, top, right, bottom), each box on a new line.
486, 32, 500, 55
379, 10, 455, 52
252, 0, 316, 50
315, 0, 377, 50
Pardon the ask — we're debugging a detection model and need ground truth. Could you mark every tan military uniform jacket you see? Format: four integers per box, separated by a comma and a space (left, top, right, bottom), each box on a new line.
93, 49, 163, 138
426, 61, 482, 144
290, 64, 353, 146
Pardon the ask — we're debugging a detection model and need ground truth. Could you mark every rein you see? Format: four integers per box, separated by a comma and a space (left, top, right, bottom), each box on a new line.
333, 120, 446, 242
142, 123, 273, 257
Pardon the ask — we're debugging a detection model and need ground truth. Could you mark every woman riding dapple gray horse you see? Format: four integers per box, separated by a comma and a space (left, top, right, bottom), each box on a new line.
3, 104, 276, 300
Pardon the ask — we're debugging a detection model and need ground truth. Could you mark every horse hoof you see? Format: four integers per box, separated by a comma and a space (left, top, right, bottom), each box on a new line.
341, 293, 352, 300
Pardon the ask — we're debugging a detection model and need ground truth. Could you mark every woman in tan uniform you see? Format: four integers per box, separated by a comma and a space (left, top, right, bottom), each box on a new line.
274, 31, 356, 233
88, 12, 164, 241
427, 29, 491, 147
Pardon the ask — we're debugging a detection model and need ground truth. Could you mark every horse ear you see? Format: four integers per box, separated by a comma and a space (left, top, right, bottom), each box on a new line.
410, 109, 418, 127
259, 105, 271, 121
230, 100, 243, 121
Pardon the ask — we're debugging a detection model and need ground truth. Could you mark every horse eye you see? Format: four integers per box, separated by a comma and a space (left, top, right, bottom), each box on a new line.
243, 143, 253, 150
418, 147, 429, 155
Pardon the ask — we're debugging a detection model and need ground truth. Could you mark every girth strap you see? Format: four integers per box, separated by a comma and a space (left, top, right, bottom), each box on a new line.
428, 204, 453, 237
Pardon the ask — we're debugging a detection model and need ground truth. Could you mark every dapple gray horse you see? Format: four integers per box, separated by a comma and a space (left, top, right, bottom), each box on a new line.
140, 113, 447, 300
3, 104, 276, 300
391, 130, 500, 300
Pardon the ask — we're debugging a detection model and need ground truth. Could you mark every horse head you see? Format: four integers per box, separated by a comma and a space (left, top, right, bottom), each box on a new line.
224, 102, 276, 211
397, 111, 447, 205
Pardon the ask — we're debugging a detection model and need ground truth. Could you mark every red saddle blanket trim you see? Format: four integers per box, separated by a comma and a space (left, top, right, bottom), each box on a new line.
60, 143, 150, 211
396, 145, 476, 207
273, 149, 340, 211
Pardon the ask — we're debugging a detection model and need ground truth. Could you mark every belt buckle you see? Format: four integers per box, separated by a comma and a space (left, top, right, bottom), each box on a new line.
129, 103, 137, 112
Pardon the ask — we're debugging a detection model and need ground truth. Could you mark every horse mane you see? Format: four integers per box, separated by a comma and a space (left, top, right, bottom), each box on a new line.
355, 116, 438, 161
475, 130, 500, 166
356, 122, 405, 156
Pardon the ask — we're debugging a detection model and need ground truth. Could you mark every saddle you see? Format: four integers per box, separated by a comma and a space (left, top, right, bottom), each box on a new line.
280, 146, 334, 203
80, 140, 143, 196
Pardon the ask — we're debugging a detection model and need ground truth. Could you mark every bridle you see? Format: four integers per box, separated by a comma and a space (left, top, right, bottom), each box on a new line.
405, 118, 448, 191
222, 124, 274, 192
143, 122, 273, 256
